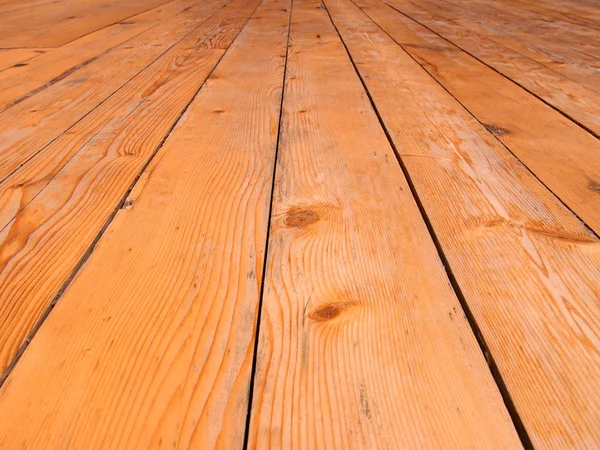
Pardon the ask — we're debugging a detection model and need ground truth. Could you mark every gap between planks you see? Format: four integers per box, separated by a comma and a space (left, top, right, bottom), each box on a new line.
0, 0, 201, 112
356, 0, 600, 241
0, 0, 261, 387
322, 0, 600, 446
320, 0, 532, 447
0, 0, 218, 187
382, 1, 600, 140
242, 0, 294, 446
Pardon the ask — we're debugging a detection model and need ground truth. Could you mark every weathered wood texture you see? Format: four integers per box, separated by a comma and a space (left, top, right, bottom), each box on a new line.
0, 48, 50, 72
326, 0, 600, 446
248, 0, 521, 447
0, 0, 259, 375
0, 0, 174, 48
384, 0, 600, 136
0, 0, 599, 447
353, 0, 600, 239
0, 0, 225, 182
0, 0, 290, 447
0, 0, 201, 109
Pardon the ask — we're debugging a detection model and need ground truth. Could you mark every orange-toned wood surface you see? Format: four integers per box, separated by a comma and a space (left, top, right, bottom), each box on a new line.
0, 0, 598, 447
327, 0, 600, 446
247, 0, 520, 447
0, 0, 174, 48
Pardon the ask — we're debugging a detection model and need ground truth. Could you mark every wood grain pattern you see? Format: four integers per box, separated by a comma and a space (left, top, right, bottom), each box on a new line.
383, 0, 600, 136
0, 0, 224, 183
0, 0, 290, 447
326, 0, 600, 445
520, 0, 600, 28
0, 0, 201, 109
495, 0, 600, 32
442, 0, 600, 50
0, 48, 50, 72
412, 0, 600, 90
0, 0, 258, 375
0, 0, 60, 14
247, 0, 521, 447
352, 0, 600, 235
0, 0, 173, 48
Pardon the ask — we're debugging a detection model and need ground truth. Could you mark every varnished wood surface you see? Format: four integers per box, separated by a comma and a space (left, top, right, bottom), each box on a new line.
0, 0, 599, 447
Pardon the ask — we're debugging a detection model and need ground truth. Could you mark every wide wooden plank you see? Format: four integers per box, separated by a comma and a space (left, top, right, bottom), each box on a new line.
0, 48, 50, 72
0, 0, 174, 48
0, 0, 258, 375
0, 0, 290, 447
0, 0, 201, 109
383, 0, 600, 137
352, 0, 600, 235
248, 0, 521, 447
0, 0, 224, 183
326, 0, 600, 446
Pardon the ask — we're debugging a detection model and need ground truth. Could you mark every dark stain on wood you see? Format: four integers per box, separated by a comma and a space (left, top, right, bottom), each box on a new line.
483, 123, 510, 136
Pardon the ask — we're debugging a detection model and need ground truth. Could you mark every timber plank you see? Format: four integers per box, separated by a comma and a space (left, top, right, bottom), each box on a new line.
0, 0, 61, 14
0, 0, 201, 109
526, 0, 600, 24
248, 0, 521, 447
0, 48, 50, 72
0, 0, 290, 447
448, 0, 600, 44
498, 0, 600, 32
0, 0, 225, 184
353, 0, 600, 237
0, 0, 174, 48
416, 0, 600, 85
384, 0, 600, 137
326, 0, 600, 446
0, 0, 258, 374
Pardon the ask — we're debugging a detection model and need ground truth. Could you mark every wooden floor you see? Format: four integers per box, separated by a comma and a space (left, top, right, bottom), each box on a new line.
0, 0, 599, 447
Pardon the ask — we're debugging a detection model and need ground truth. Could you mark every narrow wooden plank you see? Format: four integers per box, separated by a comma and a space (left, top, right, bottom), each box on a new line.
0, 0, 224, 183
383, 0, 600, 137
248, 0, 521, 447
326, 0, 600, 445
0, 0, 174, 48
0, 48, 50, 72
0, 0, 201, 109
0, 0, 258, 374
352, 0, 600, 235
0, 0, 290, 447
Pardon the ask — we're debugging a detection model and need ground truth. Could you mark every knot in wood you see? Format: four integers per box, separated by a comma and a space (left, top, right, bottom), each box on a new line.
284, 209, 319, 227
